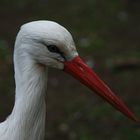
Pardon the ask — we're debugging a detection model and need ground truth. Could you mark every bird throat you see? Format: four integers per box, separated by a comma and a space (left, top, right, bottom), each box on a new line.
6, 60, 48, 140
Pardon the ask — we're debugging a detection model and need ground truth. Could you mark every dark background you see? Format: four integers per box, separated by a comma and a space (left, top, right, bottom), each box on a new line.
0, 0, 140, 139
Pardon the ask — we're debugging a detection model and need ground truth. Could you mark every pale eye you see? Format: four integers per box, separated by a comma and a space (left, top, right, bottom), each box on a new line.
47, 45, 60, 53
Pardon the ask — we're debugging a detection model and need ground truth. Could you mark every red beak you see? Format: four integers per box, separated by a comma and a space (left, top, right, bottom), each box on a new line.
64, 56, 138, 122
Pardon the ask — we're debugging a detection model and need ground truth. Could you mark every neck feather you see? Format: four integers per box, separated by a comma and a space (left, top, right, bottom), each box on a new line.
0, 52, 48, 140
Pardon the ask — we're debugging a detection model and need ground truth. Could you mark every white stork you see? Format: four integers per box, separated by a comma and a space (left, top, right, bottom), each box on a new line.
0, 21, 137, 140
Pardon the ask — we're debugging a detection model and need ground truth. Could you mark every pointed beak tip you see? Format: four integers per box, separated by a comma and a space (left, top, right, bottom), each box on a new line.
132, 116, 139, 122
125, 112, 138, 122
64, 56, 137, 122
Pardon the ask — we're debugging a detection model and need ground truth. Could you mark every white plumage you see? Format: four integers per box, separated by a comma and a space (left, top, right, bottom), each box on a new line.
0, 21, 78, 140
0, 20, 137, 140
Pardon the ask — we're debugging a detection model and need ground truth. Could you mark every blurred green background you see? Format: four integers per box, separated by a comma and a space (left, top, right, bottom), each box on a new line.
0, 0, 140, 140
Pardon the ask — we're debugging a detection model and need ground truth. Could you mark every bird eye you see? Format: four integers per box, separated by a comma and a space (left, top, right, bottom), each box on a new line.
47, 45, 60, 53
46, 45, 66, 60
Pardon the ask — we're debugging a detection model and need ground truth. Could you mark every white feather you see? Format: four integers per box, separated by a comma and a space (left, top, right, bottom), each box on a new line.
0, 20, 78, 140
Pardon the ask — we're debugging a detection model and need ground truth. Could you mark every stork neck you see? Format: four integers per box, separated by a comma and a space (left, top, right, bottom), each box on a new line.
8, 55, 48, 140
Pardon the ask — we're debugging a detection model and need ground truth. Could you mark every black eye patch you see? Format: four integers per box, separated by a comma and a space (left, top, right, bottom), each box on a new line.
47, 45, 60, 53
47, 45, 66, 60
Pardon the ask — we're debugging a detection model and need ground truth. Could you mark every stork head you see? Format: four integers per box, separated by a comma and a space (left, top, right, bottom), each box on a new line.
15, 21, 78, 69
15, 20, 137, 121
